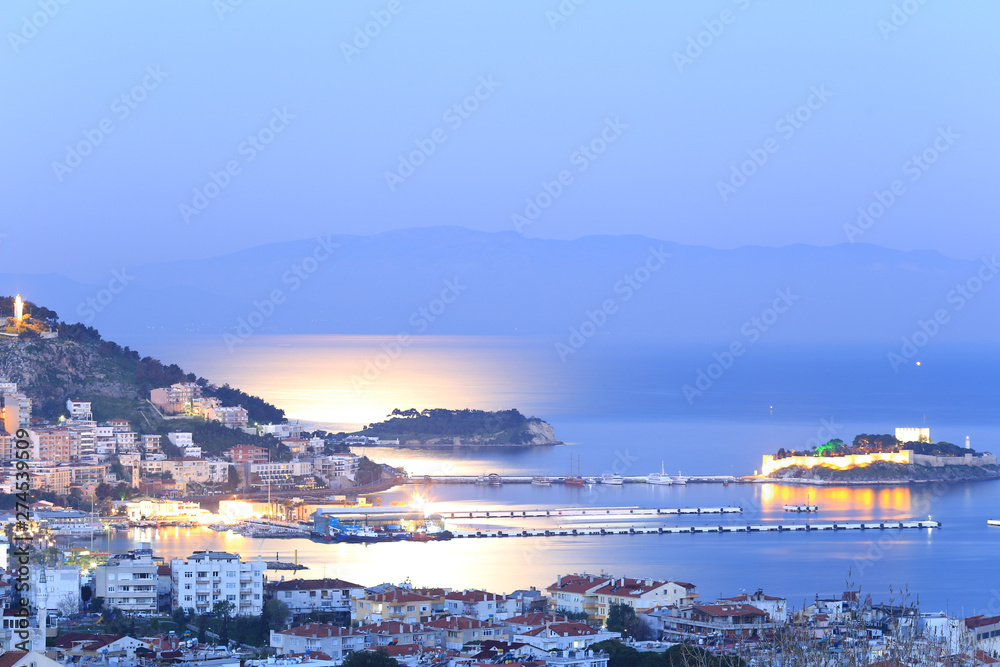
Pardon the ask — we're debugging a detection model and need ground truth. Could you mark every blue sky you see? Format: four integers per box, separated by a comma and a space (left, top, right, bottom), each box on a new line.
2, 1, 997, 279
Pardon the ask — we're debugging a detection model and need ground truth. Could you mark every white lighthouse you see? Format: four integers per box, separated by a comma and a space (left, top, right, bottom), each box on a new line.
13, 294, 23, 322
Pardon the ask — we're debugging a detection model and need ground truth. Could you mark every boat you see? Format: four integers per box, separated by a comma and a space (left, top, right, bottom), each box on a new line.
488, 473, 503, 486
601, 474, 624, 486
531, 476, 551, 486
475, 474, 489, 485
673, 471, 688, 485
333, 525, 400, 543
784, 505, 818, 512
989, 520, 1000, 527
647, 462, 673, 486
564, 455, 585, 486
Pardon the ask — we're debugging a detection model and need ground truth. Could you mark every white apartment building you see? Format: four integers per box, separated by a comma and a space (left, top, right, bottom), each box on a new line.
167, 432, 194, 448
170, 551, 266, 616
249, 460, 314, 484
268, 578, 365, 613
31, 565, 82, 615
313, 454, 360, 481
95, 549, 163, 613
66, 399, 93, 421
270, 624, 366, 658
444, 590, 520, 620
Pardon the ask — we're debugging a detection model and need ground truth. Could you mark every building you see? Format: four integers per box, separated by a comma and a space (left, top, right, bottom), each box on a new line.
443, 590, 519, 621
717, 590, 787, 623
95, 549, 163, 613
150, 383, 202, 415
895, 427, 931, 444
662, 603, 772, 641
166, 432, 194, 449
268, 578, 365, 614
354, 621, 438, 648
170, 551, 265, 616
423, 616, 510, 650
249, 460, 314, 486
353, 592, 441, 624
546, 574, 612, 616
66, 399, 93, 421
227, 444, 269, 464
0, 650, 63, 667
51, 633, 150, 659
124, 499, 208, 522
269, 623, 366, 659
207, 405, 249, 429
512, 622, 618, 651
161, 457, 228, 484
31, 565, 82, 615
313, 454, 361, 482
257, 421, 303, 439
590, 577, 697, 619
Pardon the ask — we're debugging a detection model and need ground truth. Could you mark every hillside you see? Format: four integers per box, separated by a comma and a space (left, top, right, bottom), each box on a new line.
0, 304, 284, 430
357, 408, 561, 447
765, 461, 1000, 484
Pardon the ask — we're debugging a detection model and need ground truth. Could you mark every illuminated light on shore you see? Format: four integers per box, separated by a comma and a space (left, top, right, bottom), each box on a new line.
760, 450, 914, 476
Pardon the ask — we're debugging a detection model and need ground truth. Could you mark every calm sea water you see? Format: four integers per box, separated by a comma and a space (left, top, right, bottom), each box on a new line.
122, 334, 1000, 612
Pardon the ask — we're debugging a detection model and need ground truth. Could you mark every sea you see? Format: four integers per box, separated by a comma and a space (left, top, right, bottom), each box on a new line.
115, 333, 1000, 614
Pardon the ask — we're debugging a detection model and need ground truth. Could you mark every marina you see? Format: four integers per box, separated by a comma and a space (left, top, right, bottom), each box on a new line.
437, 505, 743, 519
451, 519, 942, 539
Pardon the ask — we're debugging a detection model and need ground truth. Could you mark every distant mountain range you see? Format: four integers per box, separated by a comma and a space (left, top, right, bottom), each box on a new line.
4, 227, 997, 347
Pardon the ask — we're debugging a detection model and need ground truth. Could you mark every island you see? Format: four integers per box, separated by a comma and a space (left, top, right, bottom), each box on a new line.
350, 407, 562, 447
760, 430, 1000, 484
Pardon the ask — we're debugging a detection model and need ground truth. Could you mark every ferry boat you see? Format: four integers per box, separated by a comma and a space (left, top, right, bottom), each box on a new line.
601, 474, 624, 486
647, 462, 673, 486
531, 476, 551, 486
673, 471, 688, 485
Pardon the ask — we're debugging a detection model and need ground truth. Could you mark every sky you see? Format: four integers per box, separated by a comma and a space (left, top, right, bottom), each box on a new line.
2, 1, 998, 279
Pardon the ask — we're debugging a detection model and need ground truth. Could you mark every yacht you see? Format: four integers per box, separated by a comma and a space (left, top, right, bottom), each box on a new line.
647, 462, 673, 486
601, 474, 624, 486
531, 476, 551, 486
673, 471, 688, 485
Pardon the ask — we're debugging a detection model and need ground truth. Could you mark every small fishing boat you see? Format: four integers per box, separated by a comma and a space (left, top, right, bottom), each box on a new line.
673, 471, 688, 485
601, 474, 624, 486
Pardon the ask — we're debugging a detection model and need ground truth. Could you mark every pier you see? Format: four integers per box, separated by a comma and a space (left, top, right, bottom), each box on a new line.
439, 505, 743, 519
406, 475, 739, 485
450, 520, 942, 539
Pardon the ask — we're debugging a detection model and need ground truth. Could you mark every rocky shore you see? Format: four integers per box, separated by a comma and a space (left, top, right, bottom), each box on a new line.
765, 460, 1000, 485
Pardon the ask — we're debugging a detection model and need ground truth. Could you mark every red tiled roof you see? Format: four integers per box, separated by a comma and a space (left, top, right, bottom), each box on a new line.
720, 593, 784, 602
369, 644, 421, 656
364, 592, 437, 604
272, 578, 363, 591
445, 589, 507, 603
592, 577, 670, 598
425, 616, 501, 631
355, 621, 422, 635
966, 615, 1000, 630
546, 574, 611, 594
0, 651, 27, 667
519, 622, 597, 637
280, 623, 356, 638
692, 603, 767, 618
157, 565, 172, 575
504, 613, 571, 626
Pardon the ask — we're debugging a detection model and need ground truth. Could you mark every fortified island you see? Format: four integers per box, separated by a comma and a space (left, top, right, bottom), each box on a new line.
761, 427, 999, 484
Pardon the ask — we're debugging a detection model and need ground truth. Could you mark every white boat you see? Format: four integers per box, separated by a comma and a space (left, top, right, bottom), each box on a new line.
601, 474, 624, 486
673, 471, 688, 485
784, 504, 818, 512
989, 520, 1000, 527
531, 476, 551, 486
647, 462, 673, 486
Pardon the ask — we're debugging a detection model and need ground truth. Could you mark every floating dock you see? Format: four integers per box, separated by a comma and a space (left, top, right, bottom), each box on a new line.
406, 475, 739, 485
438, 506, 743, 520
451, 520, 941, 539
783, 505, 819, 512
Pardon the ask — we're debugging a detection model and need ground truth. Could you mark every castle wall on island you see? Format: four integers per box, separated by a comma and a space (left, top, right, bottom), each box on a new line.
761, 450, 997, 476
